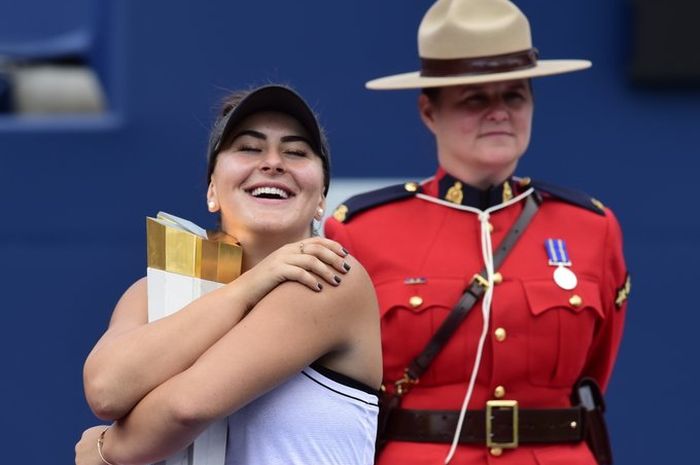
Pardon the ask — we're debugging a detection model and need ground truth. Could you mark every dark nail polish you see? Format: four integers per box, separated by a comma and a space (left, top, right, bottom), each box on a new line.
317, 283, 323, 291
341, 247, 349, 256
334, 275, 342, 284
343, 262, 351, 271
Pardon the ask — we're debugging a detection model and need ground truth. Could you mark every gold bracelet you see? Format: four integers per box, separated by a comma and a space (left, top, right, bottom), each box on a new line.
97, 426, 116, 465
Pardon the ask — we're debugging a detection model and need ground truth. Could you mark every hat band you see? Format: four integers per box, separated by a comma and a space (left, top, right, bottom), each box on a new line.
420, 48, 539, 77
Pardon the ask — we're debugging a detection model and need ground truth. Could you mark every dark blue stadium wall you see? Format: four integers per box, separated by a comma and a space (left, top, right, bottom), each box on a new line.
1, 1, 697, 463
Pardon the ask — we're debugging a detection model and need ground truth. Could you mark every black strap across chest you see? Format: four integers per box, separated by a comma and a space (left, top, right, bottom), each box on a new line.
402, 193, 540, 385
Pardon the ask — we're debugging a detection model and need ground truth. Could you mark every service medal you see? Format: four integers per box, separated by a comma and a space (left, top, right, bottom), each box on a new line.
545, 238, 578, 290
553, 265, 578, 290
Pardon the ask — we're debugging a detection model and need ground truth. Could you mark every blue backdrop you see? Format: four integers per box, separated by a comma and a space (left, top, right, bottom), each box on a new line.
1, 1, 698, 463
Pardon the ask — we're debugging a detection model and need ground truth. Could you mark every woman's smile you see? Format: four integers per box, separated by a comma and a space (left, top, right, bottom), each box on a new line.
244, 182, 295, 201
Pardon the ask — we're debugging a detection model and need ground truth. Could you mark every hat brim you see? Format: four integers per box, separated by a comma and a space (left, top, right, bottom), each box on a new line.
365, 59, 592, 90
214, 86, 324, 156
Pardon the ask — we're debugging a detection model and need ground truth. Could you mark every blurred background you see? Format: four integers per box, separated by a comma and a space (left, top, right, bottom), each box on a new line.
1, 0, 698, 463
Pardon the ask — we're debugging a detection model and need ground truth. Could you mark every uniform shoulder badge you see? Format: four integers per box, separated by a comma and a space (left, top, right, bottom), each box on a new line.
332, 181, 422, 223
615, 274, 631, 309
528, 179, 606, 215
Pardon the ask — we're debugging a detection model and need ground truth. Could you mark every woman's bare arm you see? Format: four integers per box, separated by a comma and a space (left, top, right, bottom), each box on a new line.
83, 238, 352, 420
83, 276, 252, 420
99, 257, 379, 465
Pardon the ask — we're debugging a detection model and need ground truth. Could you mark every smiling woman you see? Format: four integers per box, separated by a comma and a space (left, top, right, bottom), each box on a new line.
75, 85, 381, 465
208, 111, 326, 253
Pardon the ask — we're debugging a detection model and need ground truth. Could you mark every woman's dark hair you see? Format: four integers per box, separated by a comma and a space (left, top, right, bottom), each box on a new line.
206, 90, 248, 184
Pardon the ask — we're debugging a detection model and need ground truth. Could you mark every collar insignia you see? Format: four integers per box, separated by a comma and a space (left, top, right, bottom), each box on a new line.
333, 204, 348, 223
445, 181, 464, 204
502, 181, 513, 203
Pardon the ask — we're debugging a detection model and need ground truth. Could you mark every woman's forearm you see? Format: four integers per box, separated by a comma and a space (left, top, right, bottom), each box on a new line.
96, 273, 369, 465
100, 381, 209, 465
84, 277, 253, 420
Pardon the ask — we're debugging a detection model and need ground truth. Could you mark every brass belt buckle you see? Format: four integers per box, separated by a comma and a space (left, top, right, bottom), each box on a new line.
486, 400, 519, 449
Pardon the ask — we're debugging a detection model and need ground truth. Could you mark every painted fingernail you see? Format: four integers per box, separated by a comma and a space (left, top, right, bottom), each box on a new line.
317, 283, 323, 291
334, 275, 342, 284
343, 262, 351, 271
341, 247, 349, 256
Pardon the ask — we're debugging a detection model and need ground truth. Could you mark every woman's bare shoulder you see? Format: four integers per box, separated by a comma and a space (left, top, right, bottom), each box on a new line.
334, 254, 375, 302
254, 253, 377, 330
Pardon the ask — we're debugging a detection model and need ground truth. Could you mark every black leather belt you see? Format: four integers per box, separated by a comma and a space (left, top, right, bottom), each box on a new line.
385, 404, 584, 447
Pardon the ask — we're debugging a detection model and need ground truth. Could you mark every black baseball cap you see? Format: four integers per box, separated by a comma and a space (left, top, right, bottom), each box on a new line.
207, 85, 331, 195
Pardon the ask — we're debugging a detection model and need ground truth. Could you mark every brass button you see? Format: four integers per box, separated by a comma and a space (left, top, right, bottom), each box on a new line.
487, 222, 494, 233
494, 327, 507, 342
493, 272, 503, 284
569, 295, 583, 308
518, 176, 532, 187
494, 385, 506, 398
490, 447, 503, 457
409, 296, 423, 308
404, 182, 419, 192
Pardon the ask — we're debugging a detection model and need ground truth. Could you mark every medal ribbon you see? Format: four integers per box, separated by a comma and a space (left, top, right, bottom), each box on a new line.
545, 238, 571, 266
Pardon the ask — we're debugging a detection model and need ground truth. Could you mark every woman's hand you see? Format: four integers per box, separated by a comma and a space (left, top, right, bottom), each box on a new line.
235, 237, 351, 309
75, 425, 109, 465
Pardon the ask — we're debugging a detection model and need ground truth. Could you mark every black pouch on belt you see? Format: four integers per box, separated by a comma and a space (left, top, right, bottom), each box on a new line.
572, 377, 613, 465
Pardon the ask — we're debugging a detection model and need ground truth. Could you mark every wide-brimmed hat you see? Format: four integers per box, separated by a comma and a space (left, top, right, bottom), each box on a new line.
207, 85, 331, 195
366, 0, 591, 90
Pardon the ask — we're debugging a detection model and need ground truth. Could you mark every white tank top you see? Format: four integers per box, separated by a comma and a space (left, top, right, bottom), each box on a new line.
225, 364, 379, 465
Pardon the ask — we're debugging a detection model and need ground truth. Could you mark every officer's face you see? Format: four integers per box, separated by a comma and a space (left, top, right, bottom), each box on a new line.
208, 111, 326, 244
419, 79, 533, 186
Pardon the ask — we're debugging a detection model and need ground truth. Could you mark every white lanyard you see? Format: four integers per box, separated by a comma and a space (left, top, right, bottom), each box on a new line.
417, 188, 535, 464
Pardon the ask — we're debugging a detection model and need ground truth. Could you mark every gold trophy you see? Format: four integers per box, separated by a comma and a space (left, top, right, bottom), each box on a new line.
146, 212, 242, 465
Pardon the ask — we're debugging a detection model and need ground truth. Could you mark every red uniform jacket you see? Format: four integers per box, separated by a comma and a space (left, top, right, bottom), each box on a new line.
324, 169, 628, 465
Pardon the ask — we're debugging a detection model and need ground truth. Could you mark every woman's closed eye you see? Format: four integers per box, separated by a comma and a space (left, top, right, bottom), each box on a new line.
281, 141, 313, 158
284, 147, 310, 157
237, 144, 262, 153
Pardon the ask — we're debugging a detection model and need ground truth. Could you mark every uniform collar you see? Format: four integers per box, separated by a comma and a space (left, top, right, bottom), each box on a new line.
431, 168, 522, 210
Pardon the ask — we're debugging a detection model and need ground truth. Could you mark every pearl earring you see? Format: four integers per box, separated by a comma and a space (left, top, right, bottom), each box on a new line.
317, 207, 324, 217
208, 200, 216, 211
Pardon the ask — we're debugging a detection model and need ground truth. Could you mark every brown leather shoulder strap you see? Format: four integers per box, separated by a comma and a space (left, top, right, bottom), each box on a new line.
405, 194, 540, 382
